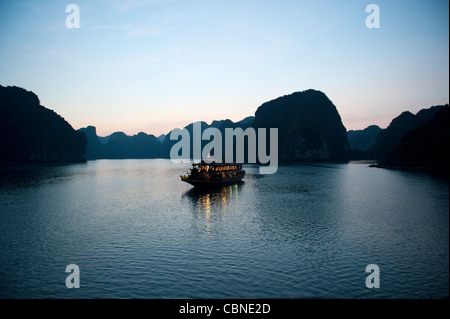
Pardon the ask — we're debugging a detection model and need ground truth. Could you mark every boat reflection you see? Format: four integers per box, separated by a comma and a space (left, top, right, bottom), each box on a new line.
184, 181, 244, 213
183, 182, 244, 232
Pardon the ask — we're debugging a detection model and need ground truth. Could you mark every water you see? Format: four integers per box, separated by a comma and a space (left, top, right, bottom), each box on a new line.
0, 159, 448, 299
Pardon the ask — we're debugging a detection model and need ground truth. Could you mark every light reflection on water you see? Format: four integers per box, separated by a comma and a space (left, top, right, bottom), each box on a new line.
183, 183, 244, 234
0, 160, 448, 299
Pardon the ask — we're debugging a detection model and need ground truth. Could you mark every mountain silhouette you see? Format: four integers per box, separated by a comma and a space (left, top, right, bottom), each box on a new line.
378, 105, 449, 170
5, 84, 447, 169
77, 126, 105, 160
367, 105, 446, 160
106, 131, 163, 159
78, 126, 164, 159
0, 85, 86, 164
156, 134, 166, 143
83, 90, 353, 163
252, 89, 350, 161
161, 117, 255, 161
347, 125, 381, 151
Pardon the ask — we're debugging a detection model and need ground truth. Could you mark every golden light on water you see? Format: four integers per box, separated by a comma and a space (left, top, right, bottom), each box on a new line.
190, 184, 241, 233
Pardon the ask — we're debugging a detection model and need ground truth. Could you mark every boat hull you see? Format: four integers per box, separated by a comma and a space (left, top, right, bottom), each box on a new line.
183, 171, 245, 188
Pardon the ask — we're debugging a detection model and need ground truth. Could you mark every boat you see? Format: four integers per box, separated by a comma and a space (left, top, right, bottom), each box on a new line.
180, 161, 245, 187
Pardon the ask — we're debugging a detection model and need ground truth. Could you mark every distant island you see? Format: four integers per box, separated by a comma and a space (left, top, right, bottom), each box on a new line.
80, 90, 351, 162
253, 89, 350, 161
377, 105, 449, 170
0, 85, 86, 164
1, 84, 448, 172
78, 126, 164, 160
347, 125, 382, 152
348, 104, 449, 172
365, 104, 447, 160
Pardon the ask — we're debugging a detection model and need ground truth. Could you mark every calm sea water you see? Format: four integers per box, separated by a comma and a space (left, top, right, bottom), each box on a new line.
0, 159, 448, 299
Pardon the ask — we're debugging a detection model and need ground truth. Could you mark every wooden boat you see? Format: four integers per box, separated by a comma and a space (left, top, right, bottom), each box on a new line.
180, 161, 245, 187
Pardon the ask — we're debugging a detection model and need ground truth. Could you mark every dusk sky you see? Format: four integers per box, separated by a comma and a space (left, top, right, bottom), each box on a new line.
0, 0, 448, 137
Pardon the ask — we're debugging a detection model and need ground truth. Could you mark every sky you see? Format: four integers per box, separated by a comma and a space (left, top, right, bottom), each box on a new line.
0, 0, 448, 137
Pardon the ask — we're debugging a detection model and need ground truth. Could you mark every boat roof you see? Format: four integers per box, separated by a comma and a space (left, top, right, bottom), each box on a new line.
193, 161, 243, 167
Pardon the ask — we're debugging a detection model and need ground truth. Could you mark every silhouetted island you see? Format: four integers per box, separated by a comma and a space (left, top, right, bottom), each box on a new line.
78, 126, 164, 160
347, 125, 382, 151
4, 84, 448, 172
0, 85, 86, 164
378, 105, 449, 171
253, 89, 350, 161
78, 90, 355, 163
161, 116, 255, 161
366, 105, 446, 160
